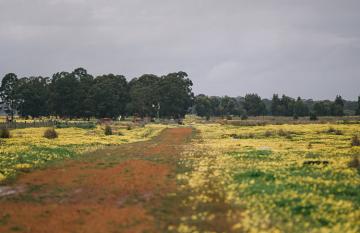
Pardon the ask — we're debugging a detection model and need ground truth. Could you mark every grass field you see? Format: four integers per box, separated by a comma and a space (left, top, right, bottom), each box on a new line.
174, 123, 360, 233
0, 123, 166, 182
0, 120, 359, 232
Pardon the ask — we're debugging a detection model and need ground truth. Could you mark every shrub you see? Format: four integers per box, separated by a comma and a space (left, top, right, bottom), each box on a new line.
127, 124, 132, 130
0, 128, 11, 138
309, 113, 318, 121
241, 114, 248, 120
348, 156, 360, 170
77, 122, 96, 129
307, 142, 313, 149
229, 133, 255, 139
303, 160, 329, 166
104, 125, 112, 135
351, 135, 360, 146
55, 122, 95, 129
293, 114, 299, 120
226, 115, 232, 120
142, 128, 154, 138
278, 129, 288, 137
264, 131, 273, 137
305, 152, 320, 159
326, 127, 343, 135
278, 129, 293, 139
43, 128, 58, 139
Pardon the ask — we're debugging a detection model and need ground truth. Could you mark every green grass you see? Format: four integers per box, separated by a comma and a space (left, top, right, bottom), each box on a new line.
0, 214, 11, 226
227, 146, 359, 232
0, 145, 78, 183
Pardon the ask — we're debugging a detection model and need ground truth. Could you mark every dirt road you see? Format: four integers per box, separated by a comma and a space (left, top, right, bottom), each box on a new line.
0, 128, 193, 233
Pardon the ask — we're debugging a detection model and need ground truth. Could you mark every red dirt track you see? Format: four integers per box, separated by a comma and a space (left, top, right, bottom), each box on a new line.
0, 128, 193, 233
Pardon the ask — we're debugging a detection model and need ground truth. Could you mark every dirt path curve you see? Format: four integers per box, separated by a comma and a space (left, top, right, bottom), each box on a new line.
0, 127, 193, 233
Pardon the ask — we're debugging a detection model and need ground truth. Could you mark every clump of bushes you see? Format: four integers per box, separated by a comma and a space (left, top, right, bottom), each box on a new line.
309, 113, 318, 121
348, 156, 360, 174
307, 142, 313, 149
142, 128, 154, 138
43, 128, 58, 139
305, 152, 320, 159
228, 133, 255, 139
348, 156, 359, 167
118, 131, 124, 136
326, 127, 343, 135
264, 130, 273, 137
104, 125, 113, 135
303, 160, 329, 166
55, 122, 95, 129
0, 128, 11, 138
126, 124, 132, 130
241, 114, 248, 120
277, 129, 287, 137
351, 135, 360, 147
278, 129, 293, 139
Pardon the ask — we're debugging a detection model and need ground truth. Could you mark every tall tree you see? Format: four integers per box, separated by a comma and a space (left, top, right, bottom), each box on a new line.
72, 68, 94, 119
331, 95, 344, 116
48, 72, 81, 118
0, 73, 19, 120
271, 94, 281, 116
16, 76, 50, 118
209, 96, 222, 116
293, 97, 309, 117
158, 72, 194, 118
280, 95, 295, 116
313, 101, 332, 116
128, 74, 160, 117
220, 96, 242, 116
194, 94, 212, 117
244, 94, 266, 116
90, 74, 129, 118
356, 96, 360, 115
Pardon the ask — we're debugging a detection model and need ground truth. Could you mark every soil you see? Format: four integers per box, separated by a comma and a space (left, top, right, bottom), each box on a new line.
0, 127, 193, 233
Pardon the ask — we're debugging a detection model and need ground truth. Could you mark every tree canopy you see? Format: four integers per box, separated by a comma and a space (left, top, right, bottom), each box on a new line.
1, 68, 193, 119
0, 68, 358, 119
0, 73, 19, 119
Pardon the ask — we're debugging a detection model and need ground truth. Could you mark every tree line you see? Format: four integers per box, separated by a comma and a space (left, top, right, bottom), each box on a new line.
1, 68, 359, 120
0, 68, 194, 120
194, 94, 360, 118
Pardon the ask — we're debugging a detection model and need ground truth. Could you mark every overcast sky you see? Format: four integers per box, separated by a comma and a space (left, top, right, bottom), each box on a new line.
0, 0, 359, 100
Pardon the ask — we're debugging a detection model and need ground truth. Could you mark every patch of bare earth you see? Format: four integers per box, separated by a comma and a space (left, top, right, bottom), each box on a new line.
0, 128, 193, 233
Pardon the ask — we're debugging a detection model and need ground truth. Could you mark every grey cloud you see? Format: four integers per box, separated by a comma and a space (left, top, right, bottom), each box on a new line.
0, 0, 359, 99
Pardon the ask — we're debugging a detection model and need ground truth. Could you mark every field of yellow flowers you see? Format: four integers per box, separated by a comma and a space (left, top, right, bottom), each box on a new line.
0, 124, 166, 182
172, 123, 360, 233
